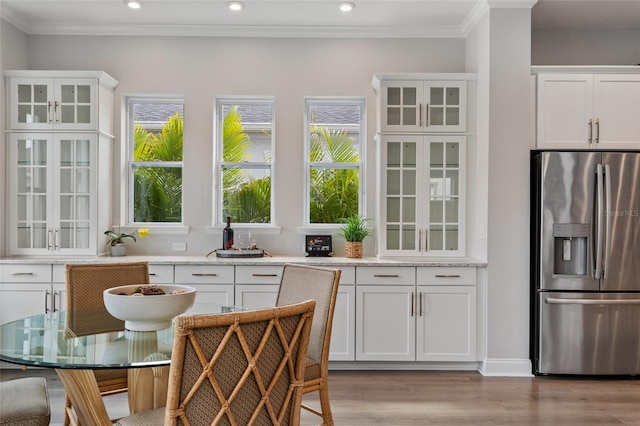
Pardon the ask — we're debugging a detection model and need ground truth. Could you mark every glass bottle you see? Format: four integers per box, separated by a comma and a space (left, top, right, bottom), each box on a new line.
223, 216, 234, 250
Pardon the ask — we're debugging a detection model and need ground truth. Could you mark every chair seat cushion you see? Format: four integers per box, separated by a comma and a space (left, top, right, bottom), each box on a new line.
116, 407, 165, 426
0, 377, 51, 426
304, 356, 321, 381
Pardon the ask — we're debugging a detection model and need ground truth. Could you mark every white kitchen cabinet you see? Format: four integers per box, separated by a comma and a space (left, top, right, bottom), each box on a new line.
174, 265, 234, 307
147, 264, 174, 284
5, 71, 117, 132
374, 79, 467, 133
0, 264, 62, 324
329, 266, 355, 361
377, 134, 466, 257
536, 73, 640, 149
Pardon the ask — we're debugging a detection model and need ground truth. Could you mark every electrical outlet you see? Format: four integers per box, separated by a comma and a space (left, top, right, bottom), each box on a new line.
172, 242, 187, 251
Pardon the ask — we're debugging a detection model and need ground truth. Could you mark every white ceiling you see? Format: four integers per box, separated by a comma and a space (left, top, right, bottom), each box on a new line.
0, 0, 638, 38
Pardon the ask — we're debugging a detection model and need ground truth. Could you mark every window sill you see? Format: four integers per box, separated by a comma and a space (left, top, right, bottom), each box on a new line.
120, 225, 190, 235
204, 225, 282, 235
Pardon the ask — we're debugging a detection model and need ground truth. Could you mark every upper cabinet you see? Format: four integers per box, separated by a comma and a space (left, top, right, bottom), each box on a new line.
5, 71, 118, 134
534, 68, 640, 150
373, 77, 468, 133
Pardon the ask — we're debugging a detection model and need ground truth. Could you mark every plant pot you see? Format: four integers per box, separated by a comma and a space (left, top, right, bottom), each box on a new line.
109, 244, 128, 257
344, 241, 363, 258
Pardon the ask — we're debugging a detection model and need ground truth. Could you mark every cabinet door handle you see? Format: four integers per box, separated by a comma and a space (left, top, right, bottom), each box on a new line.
192, 273, 217, 277
588, 118, 593, 144
373, 274, 400, 278
149, 273, 157, 276
419, 103, 422, 127
435, 274, 461, 278
411, 292, 415, 317
54, 101, 60, 124
53, 228, 59, 250
418, 229, 422, 252
425, 228, 429, 252
45, 290, 51, 313
425, 103, 430, 126
47, 229, 53, 250
595, 118, 600, 144
12, 272, 35, 276
48, 101, 54, 124
252, 273, 278, 277
419, 291, 424, 316
52, 290, 58, 312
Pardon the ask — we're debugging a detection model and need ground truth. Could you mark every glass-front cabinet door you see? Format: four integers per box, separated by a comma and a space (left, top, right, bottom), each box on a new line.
8, 78, 97, 130
379, 135, 465, 257
379, 81, 467, 133
8, 133, 97, 255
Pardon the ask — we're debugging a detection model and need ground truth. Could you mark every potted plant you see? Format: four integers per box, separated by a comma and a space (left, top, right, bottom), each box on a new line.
104, 227, 149, 256
337, 215, 371, 258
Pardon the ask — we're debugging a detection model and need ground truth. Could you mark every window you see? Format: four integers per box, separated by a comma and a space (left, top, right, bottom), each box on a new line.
305, 98, 365, 224
215, 98, 274, 224
126, 97, 183, 224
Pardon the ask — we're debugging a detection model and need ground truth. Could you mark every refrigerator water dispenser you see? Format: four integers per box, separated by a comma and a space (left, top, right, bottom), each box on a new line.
552, 223, 589, 276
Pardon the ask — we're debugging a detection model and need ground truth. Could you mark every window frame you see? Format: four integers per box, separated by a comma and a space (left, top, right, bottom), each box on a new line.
304, 97, 366, 226
124, 95, 185, 228
214, 96, 276, 227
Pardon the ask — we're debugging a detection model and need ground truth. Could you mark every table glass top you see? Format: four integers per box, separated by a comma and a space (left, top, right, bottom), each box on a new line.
0, 303, 241, 369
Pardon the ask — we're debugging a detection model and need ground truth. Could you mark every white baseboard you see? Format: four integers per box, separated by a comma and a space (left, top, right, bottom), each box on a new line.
479, 358, 533, 376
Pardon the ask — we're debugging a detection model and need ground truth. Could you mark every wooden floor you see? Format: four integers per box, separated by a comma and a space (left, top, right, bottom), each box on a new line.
2, 368, 640, 425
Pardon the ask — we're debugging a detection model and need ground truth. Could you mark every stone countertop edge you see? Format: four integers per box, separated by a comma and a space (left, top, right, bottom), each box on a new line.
0, 256, 487, 267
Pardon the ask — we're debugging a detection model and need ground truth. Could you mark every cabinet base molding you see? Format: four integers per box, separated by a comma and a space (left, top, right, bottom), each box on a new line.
479, 358, 533, 377
328, 361, 481, 371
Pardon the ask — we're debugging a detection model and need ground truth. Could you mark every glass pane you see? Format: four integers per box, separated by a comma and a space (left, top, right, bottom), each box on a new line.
60, 105, 75, 123
34, 85, 48, 103
445, 225, 458, 250
76, 140, 91, 166
17, 169, 29, 193
445, 198, 459, 223
60, 169, 72, 193
18, 105, 31, 124
386, 224, 400, 250
402, 143, 416, 167
309, 168, 358, 224
308, 103, 360, 164
77, 105, 91, 124
60, 85, 75, 103
221, 104, 272, 163
76, 169, 90, 193
17, 225, 31, 248
402, 197, 416, 222
60, 140, 73, 166
34, 168, 47, 193
59, 195, 73, 220
221, 167, 270, 224
430, 143, 444, 167
402, 107, 417, 126
445, 143, 459, 167
430, 170, 444, 197
387, 197, 400, 222
446, 87, 460, 105
403, 87, 417, 106
446, 170, 459, 196
76, 196, 90, 220
134, 166, 183, 223
17, 195, 27, 221
34, 196, 47, 221
430, 199, 444, 223
18, 84, 32, 103
17, 140, 30, 165
402, 170, 416, 195
59, 224, 71, 248
446, 107, 460, 126
430, 107, 444, 126
401, 224, 416, 250
33, 105, 48, 124
387, 142, 401, 167
76, 223, 90, 248
33, 140, 47, 165
387, 87, 400, 105
34, 223, 47, 249
387, 107, 400, 126
430, 87, 444, 105
77, 85, 91, 103
387, 170, 400, 195
429, 225, 443, 251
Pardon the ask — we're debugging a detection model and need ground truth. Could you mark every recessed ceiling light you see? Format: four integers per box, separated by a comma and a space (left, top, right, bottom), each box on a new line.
125, 0, 143, 9
227, 1, 245, 11
338, 2, 355, 12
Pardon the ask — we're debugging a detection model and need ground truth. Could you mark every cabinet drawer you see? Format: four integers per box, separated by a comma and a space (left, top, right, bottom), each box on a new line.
336, 266, 355, 285
356, 267, 415, 285
148, 265, 174, 284
1, 264, 52, 283
236, 266, 283, 284
52, 265, 66, 283
416, 267, 476, 285
174, 265, 234, 284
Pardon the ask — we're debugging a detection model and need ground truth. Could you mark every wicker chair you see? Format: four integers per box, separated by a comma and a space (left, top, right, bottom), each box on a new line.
275, 264, 342, 426
64, 261, 151, 426
115, 300, 316, 426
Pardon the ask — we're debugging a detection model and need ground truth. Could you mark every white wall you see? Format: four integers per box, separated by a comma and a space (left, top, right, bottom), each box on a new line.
13, 35, 466, 256
532, 29, 640, 65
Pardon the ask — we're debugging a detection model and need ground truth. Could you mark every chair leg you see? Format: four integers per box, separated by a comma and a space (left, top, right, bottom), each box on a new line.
317, 383, 334, 426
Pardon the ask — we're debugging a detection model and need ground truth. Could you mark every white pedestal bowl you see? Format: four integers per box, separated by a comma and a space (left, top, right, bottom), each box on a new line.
104, 284, 196, 331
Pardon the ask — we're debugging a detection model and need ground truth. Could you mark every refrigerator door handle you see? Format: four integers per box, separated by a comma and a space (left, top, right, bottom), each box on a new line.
603, 164, 611, 279
594, 164, 604, 279
546, 297, 640, 305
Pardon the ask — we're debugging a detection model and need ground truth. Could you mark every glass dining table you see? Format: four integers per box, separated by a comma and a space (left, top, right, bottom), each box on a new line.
0, 303, 241, 425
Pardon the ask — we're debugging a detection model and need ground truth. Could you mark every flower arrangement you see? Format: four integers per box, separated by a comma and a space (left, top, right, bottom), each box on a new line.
104, 227, 150, 246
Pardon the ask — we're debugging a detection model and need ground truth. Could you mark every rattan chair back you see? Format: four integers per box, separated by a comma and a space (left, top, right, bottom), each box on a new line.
275, 263, 341, 426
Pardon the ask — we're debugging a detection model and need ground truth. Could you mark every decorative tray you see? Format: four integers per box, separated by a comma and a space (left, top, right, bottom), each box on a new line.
214, 249, 265, 258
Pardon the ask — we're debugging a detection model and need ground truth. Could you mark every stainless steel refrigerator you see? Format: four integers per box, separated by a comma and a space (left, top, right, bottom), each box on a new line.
531, 151, 640, 375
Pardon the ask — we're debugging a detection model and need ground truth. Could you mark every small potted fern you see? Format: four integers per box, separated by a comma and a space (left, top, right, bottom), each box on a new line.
337, 215, 371, 258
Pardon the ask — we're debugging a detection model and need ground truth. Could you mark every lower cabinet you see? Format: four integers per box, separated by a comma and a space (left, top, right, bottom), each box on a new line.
0, 264, 62, 324
174, 265, 234, 307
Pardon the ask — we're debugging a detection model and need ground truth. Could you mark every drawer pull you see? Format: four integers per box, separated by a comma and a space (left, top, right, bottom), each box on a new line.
252, 273, 278, 277
435, 274, 461, 278
192, 273, 217, 277
149, 273, 157, 276
12, 272, 35, 276
373, 274, 400, 278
